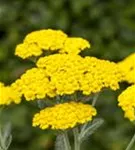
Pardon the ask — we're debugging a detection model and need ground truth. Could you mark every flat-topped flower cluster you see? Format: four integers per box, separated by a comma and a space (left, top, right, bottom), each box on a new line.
15, 29, 90, 58
0, 29, 134, 130
10, 54, 123, 102
33, 102, 96, 130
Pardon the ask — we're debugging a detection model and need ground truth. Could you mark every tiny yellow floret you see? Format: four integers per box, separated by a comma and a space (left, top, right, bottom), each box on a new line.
32, 102, 97, 130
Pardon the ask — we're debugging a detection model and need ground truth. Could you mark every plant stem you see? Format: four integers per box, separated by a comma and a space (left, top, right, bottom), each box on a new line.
0, 107, 4, 118
80, 123, 88, 135
73, 127, 80, 150
125, 133, 135, 150
92, 93, 100, 107
63, 131, 71, 150
81, 93, 100, 134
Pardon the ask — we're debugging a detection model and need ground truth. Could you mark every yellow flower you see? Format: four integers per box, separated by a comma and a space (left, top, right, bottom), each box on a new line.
0, 82, 21, 105
118, 53, 135, 84
15, 29, 90, 59
32, 102, 97, 130
24, 29, 67, 50
12, 54, 123, 101
15, 43, 42, 59
37, 54, 123, 96
118, 84, 135, 121
59, 37, 90, 55
12, 68, 55, 101
15, 29, 67, 59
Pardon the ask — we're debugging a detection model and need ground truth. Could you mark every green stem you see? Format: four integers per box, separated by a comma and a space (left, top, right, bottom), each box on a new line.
125, 133, 135, 150
0, 107, 4, 118
73, 127, 80, 150
92, 93, 100, 107
63, 131, 71, 150
80, 123, 88, 135
81, 93, 100, 134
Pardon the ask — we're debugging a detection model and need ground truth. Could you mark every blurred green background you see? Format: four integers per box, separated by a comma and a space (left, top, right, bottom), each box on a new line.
0, 0, 135, 149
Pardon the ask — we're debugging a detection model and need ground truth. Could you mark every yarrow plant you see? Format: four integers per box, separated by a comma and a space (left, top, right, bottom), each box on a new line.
0, 29, 134, 150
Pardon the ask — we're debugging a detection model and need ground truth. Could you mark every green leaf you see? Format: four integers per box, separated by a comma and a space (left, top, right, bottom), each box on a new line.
0, 123, 12, 150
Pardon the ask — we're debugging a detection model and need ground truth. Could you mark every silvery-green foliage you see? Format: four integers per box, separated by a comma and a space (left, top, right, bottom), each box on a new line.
79, 118, 104, 143
55, 134, 66, 150
0, 124, 12, 150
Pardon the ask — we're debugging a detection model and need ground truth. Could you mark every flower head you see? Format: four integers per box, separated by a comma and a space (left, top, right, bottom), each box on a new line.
15, 29, 90, 59
59, 37, 90, 55
0, 82, 21, 105
15, 43, 42, 59
118, 53, 135, 84
32, 102, 97, 130
12, 54, 123, 101
11, 68, 55, 101
37, 54, 123, 95
118, 84, 135, 121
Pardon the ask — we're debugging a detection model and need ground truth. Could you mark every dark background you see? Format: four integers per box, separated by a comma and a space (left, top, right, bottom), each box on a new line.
0, 0, 135, 149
